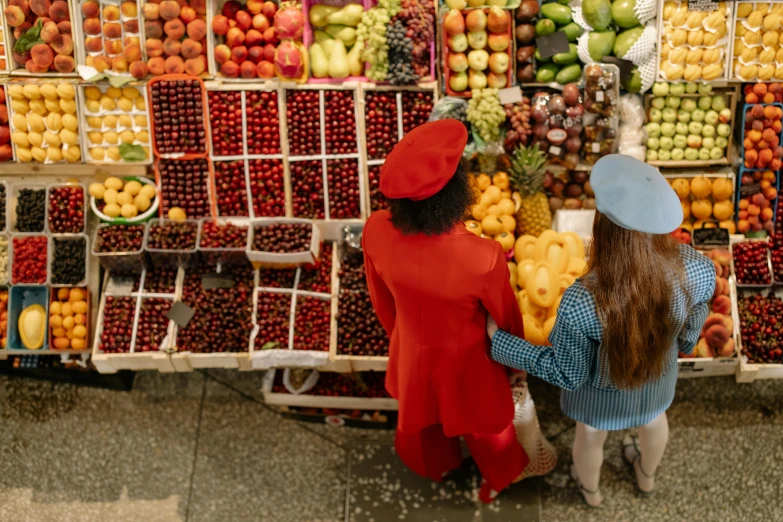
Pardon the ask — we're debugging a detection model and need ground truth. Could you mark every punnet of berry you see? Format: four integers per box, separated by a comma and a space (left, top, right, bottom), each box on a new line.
146, 221, 198, 251
134, 298, 173, 352
12, 236, 47, 284
739, 294, 783, 364
199, 221, 248, 249
48, 185, 85, 234
733, 241, 772, 286
254, 292, 292, 351
252, 223, 311, 253
293, 296, 331, 351
95, 225, 145, 253
99, 296, 137, 354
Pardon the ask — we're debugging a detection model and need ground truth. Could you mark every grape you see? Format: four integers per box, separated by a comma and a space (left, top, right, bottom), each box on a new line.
392, 0, 435, 78
356, 0, 401, 81
387, 21, 417, 84
467, 89, 507, 143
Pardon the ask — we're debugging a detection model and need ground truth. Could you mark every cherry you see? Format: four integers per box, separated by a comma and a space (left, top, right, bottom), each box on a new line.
143, 266, 178, 294
249, 158, 285, 217
99, 296, 136, 354
158, 158, 212, 219
135, 298, 173, 352
290, 160, 324, 219
368, 164, 388, 213
150, 79, 207, 155
252, 223, 310, 252
298, 243, 332, 294
95, 225, 144, 253
293, 296, 330, 351
271, 370, 389, 398
286, 90, 320, 156
327, 159, 360, 219
324, 90, 357, 155
401, 91, 434, 134
254, 292, 291, 350
208, 91, 243, 157
364, 92, 398, 160
246, 90, 281, 155
734, 241, 771, 285
147, 221, 198, 250
214, 160, 249, 216
48, 186, 85, 233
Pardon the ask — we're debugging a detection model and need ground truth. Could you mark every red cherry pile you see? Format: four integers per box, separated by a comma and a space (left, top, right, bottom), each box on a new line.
214, 160, 249, 216
199, 221, 248, 248
272, 370, 390, 397
290, 160, 325, 219
158, 158, 212, 219
252, 223, 311, 252
249, 158, 285, 217
246, 90, 280, 155
368, 165, 387, 213
48, 186, 85, 233
96, 225, 144, 253
337, 254, 388, 356
324, 90, 357, 155
365, 92, 398, 160
135, 298, 172, 352
150, 79, 207, 154
293, 296, 330, 351
11, 236, 47, 284
298, 243, 332, 294
0, 87, 12, 163
286, 90, 320, 156
99, 296, 136, 353
733, 241, 772, 285
738, 294, 783, 363
208, 91, 243, 157
338, 253, 367, 291
147, 221, 198, 250
258, 267, 296, 288
143, 266, 178, 294
254, 292, 291, 350
178, 264, 254, 353
401, 91, 434, 134
327, 159, 361, 219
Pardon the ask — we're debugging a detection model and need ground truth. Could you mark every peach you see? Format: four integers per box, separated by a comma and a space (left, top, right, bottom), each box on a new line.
252, 13, 269, 31
212, 14, 229, 35
103, 4, 119, 20
143, 3, 159, 20
164, 18, 185, 39
164, 54, 184, 73
765, 105, 777, 119
148, 56, 165, 75
13, 50, 31, 64
190, 0, 207, 14
247, 45, 263, 63
180, 5, 196, 23
772, 158, 782, 171
110, 55, 127, 71
239, 60, 255, 78
82, 36, 101, 54
57, 20, 70, 34
93, 55, 112, 71
762, 207, 774, 222
753, 83, 768, 96
226, 26, 244, 46
103, 22, 121, 39
236, 10, 251, 30
4, 5, 25, 27
31, 43, 54, 67
760, 148, 774, 165
105, 39, 122, 54
145, 38, 163, 57
159, 0, 180, 20
231, 45, 247, 64
9, 0, 29, 15
246, 29, 263, 46
263, 26, 277, 45
30, 0, 49, 16
263, 43, 275, 61
124, 19, 139, 33
121, 1, 137, 17
25, 60, 47, 73
124, 35, 140, 47
257, 60, 274, 78
247, 0, 263, 15
13, 22, 31, 40
145, 20, 163, 38
738, 219, 750, 233
752, 104, 765, 119
162, 37, 181, 56
129, 60, 148, 79
764, 92, 776, 104
184, 56, 205, 75
81, 0, 98, 17
53, 54, 75, 72
181, 38, 202, 58
262, 1, 276, 18
763, 128, 778, 143
42, 20, 60, 40
123, 43, 141, 62
187, 18, 206, 40
214, 44, 231, 64
222, 0, 241, 18
220, 60, 239, 78
51, 33, 73, 55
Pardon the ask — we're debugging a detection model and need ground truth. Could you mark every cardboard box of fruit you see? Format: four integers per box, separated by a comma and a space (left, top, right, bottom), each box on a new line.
246, 217, 323, 267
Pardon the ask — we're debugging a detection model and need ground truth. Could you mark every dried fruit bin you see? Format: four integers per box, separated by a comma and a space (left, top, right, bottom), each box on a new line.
46, 182, 86, 234
246, 217, 323, 267
730, 235, 773, 288
147, 74, 209, 159
92, 223, 148, 272
139, 0, 209, 78
206, 83, 289, 218
143, 218, 199, 268
5, 285, 48, 350
5, 80, 82, 164
261, 370, 398, 410
735, 286, 783, 382
9, 183, 47, 232
9, 233, 49, 286
74, 0, 146, 79
48, 234, 89, 287
90, 175, 160, 224
78, 82, 153, 165
729, 2, 783, 82
48, 287, 90, 351
656, 0, 733, 82
197, 216, 250, 266
1, 0, 79, 76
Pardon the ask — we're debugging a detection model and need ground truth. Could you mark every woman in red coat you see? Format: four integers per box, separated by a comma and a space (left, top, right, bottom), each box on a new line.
362, 119, 528, 502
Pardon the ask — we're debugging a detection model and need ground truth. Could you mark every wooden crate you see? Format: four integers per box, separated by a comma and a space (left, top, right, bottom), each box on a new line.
261, 371, 398, 410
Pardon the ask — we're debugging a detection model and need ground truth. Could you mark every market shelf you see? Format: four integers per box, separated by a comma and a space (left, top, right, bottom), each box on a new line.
262, 370, 398, 411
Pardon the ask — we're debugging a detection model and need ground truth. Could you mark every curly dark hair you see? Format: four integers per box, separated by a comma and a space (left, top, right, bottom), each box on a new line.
388, 161, 475, 236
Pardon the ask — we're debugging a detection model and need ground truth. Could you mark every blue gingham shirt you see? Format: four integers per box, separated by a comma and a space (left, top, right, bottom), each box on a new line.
491, 244, 716, 430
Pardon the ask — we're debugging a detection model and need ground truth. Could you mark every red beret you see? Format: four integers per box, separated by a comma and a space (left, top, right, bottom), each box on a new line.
380, 119, 468, 201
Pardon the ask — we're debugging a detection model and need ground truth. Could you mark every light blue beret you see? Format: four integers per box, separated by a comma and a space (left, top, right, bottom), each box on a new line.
590, 154, 683, 235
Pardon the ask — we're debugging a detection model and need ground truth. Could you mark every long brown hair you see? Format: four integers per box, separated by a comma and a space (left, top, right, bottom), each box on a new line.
582, 212, 685, 389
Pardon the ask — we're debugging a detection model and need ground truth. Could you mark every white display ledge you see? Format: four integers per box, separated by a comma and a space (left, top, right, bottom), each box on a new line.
261, 371, 398, 410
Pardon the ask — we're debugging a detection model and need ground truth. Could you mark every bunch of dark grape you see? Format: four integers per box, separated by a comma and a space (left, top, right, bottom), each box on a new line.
394, 0, 435, 78
387, 21, 418, 85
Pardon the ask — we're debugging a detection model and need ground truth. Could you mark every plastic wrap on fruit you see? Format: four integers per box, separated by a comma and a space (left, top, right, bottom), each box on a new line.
274, 41, 309, 83
618, 93, 645, 127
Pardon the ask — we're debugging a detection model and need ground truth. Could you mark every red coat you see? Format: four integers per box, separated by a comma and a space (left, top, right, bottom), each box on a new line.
362, 211, 525, 437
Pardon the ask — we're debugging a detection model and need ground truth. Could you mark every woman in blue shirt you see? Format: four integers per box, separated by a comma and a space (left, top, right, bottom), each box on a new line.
488, 155, 715, 507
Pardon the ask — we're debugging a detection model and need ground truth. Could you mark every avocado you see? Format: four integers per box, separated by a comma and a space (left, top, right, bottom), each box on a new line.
535, 18, 556, 37
552, 43, 578, 65
622, 66, 643, 93
540, 3, 572, 25
555, 63, 582, 84
536, 63, 560, 83
534, 48, 550, 62
560, 22, 585, 42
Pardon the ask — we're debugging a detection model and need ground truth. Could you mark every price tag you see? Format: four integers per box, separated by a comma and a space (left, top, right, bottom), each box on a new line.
595, 91, 604, 102
498, 87, 523, 106
592, 142, 600, 153
740, 183, 762, 198
689, 0, 719, 11
202, 273, 235, 289
535, 31, 569, 60
549, 146, 561, 155
167, 302, 195, 328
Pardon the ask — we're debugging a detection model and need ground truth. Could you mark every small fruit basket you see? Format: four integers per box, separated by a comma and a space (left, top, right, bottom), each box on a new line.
139, 0, 209, 77
730, 2, 783, 82
246, 218, 322, 267
49, 234, 89, 287
741, 101, 783, 171
665, 171, 735, 235
155, 157, 216, 220
143, 218, 199, 268
46, 182, 86, 234
75, 0, 147, 79
197, 217, 249, 266
92, 223, 148, 272
6, 80, 82, 163
89, 175, 159, 224
79, 83, 152, 164
147, 74, 209, 158
10, 234, 48, 286
736, 167, 778, 236
0, 234, 8, 285
6, 285, 48, 350
10, 183, 47, 232
48, 287, 90, 351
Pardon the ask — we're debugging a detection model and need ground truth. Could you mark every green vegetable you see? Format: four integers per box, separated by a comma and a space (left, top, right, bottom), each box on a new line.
326, 4, 364, 26
552, 43, 578, 64
535, 19, 556, 37
587, 29, 616, 61
14, 20, 42, 54
622, 66, 642, 93
612, 0, 640, 28
328, 39, 350, 78
540, 3, 572, 25
309, 4, 339, 27
613, 26, 644, 58
560, 22, 584, 42
555, 63, 582, 84
310, 43, 329, 78
583, 0, 612, 30
536, 63, 559, 82
325, 24, 357, 47
119, 143, 146, 163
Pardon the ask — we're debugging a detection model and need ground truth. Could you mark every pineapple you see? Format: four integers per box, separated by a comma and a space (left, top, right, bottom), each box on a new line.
509, 144, 552, 237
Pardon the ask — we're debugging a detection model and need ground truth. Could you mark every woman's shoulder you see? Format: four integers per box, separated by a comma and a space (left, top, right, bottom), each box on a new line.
559, 279, 600, 333
677, 243, 716, 278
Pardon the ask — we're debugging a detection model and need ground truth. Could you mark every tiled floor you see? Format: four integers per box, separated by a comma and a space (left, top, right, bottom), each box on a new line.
0, 370, 781, 522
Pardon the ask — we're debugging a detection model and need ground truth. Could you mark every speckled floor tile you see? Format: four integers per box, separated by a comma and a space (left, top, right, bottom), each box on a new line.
0, 372, 204, 522
187, 378, 348, 522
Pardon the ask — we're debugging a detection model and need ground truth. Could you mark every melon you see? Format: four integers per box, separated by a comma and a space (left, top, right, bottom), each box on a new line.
516, 260, 535, 290
526, 261, 559, 308
558, 232, 585, 260
514, 235, 538, 263
533, 230, 570, 274
517, 290, 547, 324
19, 304, 46, 349
522, 314, 548, 345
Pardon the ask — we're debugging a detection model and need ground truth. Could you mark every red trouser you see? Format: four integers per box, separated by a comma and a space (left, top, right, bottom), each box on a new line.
394, 423, 528, 492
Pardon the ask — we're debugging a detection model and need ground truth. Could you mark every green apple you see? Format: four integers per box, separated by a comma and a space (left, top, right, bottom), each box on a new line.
647, 137, 660, 150
711, 95, 727, 111
702, 124, 716, 138
710, 147, 724, 159
661, 122, 676, 137
681, 99, 697, 112
646, 149, 658, 161
659, 136, 674, 151
698, 148, 711, 160
675, 122, 689, 135
666, 96, 682, 109
684, 148, 699, 161
662, 107, 677, 122
702, 136, 715, 149
648, 108, 662, 123
719, 108, 732, 123
658, 149, 672, 161
685, 83, 698, 94
651, 97, 666, 110
704, 110, 719, 126
717, 123, 731, 137
697, 83, 712, 95
646, 122, 661, 138
670, 83, 686, 96
671, 148, 685, 161
674, 134, 688, 149
677, 110, 691, 123
687, 134, 703, 148
716, 136, 728, 149
652, 82, 670, 96
689, 121, 704, 135
697, 96, 712, 111
691, 109, 705, 123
